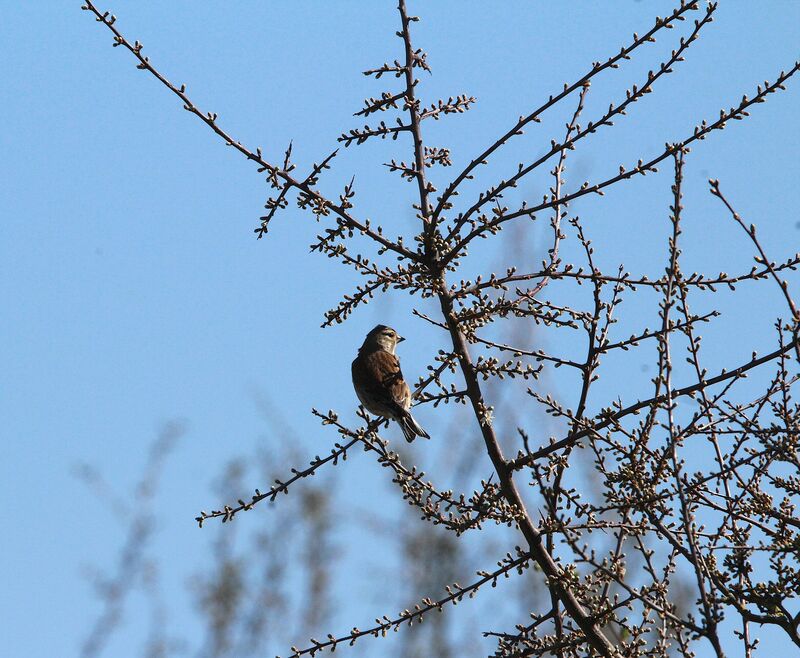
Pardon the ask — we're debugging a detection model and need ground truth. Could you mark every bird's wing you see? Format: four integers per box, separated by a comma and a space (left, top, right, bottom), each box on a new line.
366, 350, 412, 413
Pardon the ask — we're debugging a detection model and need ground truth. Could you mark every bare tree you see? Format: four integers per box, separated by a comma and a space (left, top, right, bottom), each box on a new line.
77, 422, 186, 658
80, 1, 800, 656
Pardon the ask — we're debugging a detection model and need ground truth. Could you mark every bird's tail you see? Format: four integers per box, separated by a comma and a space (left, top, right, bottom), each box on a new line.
399, 412, 430, 442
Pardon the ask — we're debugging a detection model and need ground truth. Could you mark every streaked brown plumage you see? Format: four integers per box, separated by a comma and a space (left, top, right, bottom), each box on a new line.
351, 325, 430, 442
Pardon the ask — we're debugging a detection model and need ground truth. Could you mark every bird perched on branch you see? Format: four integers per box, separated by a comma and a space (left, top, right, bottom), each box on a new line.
352, 324, 430, 442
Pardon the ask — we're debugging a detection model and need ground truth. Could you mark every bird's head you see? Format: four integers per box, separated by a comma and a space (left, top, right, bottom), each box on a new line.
362, 324, 404, 354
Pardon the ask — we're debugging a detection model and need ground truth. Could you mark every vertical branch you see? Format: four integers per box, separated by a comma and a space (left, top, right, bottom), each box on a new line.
529, 82, 591, 300
541, 214, 604, 650
663, 152, 724, 658
397, 0, 436, 257
396, 4, 615, 654
435, 290, 617, 657
710, 178, 800, 364
397, 2, 613, 649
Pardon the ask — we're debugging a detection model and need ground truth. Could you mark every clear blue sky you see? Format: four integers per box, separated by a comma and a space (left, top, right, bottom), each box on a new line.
2, 2, 799, 657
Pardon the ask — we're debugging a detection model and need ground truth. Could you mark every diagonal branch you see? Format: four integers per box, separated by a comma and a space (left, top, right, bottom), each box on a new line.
444, 60, 800, 263
510, 333, 800, 470
431, 0, 702, 223
80, 1, 420, 262
284, 549, 531, 657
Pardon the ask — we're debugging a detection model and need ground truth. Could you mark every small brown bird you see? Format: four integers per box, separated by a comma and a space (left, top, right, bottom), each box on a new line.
352, 325, 430, 442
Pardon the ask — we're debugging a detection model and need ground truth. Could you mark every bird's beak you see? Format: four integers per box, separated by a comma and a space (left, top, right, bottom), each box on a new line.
397, 335, 405, 343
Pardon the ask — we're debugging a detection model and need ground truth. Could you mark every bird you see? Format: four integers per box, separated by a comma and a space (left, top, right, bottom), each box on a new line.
352, 324, 430, 442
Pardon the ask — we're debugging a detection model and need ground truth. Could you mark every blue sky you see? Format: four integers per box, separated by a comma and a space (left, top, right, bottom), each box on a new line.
2, 2, 799, 657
